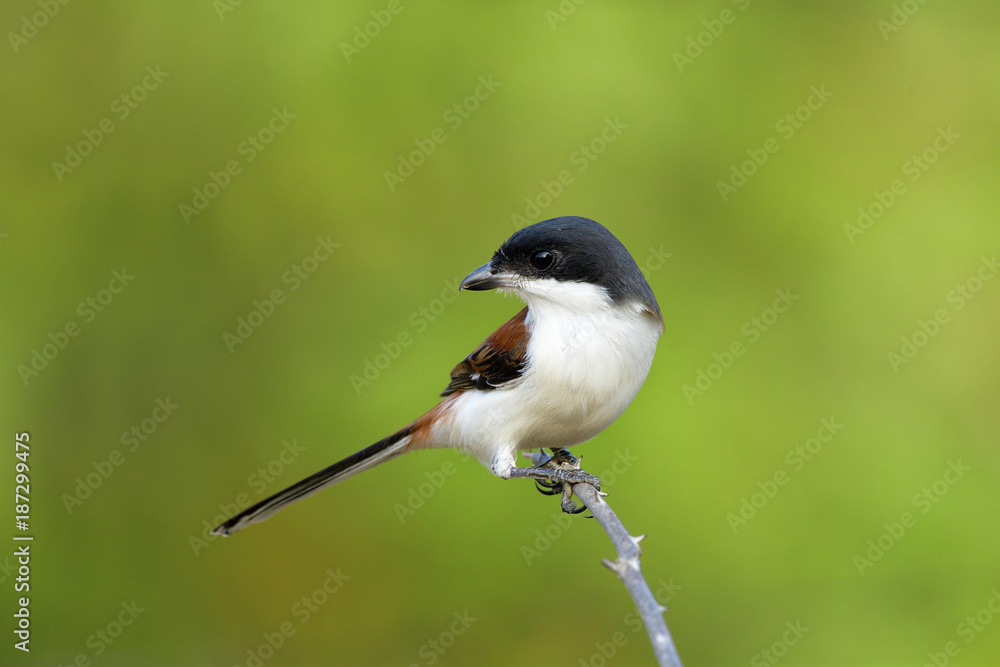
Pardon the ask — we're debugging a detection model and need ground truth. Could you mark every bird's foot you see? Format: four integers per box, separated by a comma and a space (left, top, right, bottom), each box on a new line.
510, 448, 601, 514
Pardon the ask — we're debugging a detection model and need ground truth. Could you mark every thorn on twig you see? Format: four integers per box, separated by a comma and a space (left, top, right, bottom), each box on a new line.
571, 480, 683, 666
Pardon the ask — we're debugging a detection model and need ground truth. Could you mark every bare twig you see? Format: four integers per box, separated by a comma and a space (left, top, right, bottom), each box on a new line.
526, 452, 683, 666
573, 482, 683, 667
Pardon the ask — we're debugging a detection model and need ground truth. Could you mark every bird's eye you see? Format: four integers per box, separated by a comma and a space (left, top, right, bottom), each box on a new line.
530, 251, 554, 270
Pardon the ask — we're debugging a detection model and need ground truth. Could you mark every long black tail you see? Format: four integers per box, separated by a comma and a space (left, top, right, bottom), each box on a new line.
212, 426, 413, 536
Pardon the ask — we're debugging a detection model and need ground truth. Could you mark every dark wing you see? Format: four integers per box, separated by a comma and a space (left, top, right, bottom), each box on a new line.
441, 307, 530, 396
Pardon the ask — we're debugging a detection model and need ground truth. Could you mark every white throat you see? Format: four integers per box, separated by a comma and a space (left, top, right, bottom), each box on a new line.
513, 278, 662, 447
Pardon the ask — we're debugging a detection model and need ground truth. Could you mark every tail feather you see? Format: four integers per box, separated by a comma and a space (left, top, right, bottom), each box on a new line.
212, 426, 413, 536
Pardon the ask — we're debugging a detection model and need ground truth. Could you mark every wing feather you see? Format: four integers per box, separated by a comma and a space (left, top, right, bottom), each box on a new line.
441, 307, 529, 396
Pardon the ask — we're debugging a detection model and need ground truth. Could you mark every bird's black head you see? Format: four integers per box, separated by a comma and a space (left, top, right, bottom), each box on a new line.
461, 216, 660, 317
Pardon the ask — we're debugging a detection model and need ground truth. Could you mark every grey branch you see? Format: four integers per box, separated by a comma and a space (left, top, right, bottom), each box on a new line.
573, 483, 683, 666
528, 451, 683, 667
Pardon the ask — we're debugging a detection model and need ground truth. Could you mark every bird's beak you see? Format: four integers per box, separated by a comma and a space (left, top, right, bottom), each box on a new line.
460, 262, 517, 291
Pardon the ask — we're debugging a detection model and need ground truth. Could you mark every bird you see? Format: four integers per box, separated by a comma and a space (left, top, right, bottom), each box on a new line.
213, 216, 662, 536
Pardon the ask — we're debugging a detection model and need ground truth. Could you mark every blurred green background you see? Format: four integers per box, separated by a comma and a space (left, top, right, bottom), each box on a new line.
2, 1, 999, 665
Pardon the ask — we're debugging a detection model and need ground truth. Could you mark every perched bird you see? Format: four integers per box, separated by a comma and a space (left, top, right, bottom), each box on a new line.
213, 216, 662, 535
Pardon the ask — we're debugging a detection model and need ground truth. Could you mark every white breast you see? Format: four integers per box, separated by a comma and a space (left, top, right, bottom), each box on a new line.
518, 282, 661, 448
434, 279, 661, 477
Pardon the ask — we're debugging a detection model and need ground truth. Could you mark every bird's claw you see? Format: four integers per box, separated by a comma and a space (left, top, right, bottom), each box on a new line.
534, 478, 562, 495
529, 447, 600, 514
560, 483, 587, 514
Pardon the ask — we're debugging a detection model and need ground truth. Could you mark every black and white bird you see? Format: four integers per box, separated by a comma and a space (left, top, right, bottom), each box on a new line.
214, 216, 662, 536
